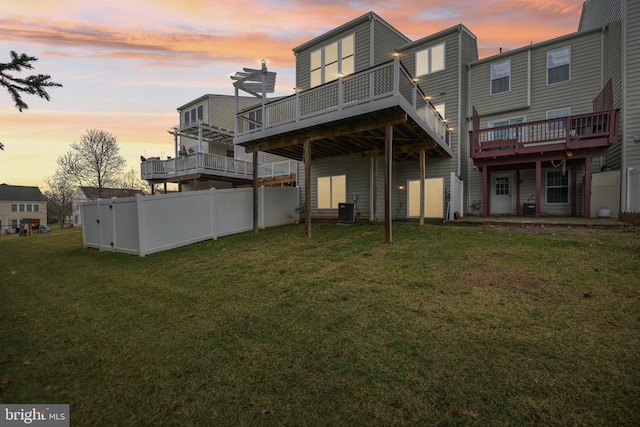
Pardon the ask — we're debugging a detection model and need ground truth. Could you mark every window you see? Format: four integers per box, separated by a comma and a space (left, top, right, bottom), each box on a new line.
546, 170, 569, 203
19, 204, 25, 212
11, 203, 17, 212
433, 102, 445, 121
547, 47, 570, 85
489, 117, 524, 141
546, 107, 570, 132
310, 34, 355, 88
317, 175, 346, 209
495, 177, 510, 196
248, 109, 262, 130
416, 42, 446, 76
490, 60, 510, 94
26, 204, 32, 212
184, 105, 204, 124
34, 204, 39, 212
226, 149, 235, 158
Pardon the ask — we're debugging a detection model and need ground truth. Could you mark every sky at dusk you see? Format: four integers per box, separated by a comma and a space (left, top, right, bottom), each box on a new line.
0, 0, 586, 189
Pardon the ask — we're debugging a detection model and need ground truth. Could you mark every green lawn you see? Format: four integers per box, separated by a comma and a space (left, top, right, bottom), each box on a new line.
1, 224, 639, 426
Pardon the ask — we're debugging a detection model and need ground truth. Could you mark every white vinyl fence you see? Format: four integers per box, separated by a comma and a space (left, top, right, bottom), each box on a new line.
81, 187, 299, 256
628, 167, 640, 212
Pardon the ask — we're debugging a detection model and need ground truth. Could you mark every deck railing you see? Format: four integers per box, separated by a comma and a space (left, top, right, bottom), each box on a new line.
141, 153, 297, 181
471, 110, 618, 159
236, 57, 449, 145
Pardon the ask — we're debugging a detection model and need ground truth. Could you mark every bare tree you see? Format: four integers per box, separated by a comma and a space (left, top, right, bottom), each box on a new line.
118, 167, 150, 194
44, 174, 75, 229
1, 51, 62, 150
57, 129, 126, 197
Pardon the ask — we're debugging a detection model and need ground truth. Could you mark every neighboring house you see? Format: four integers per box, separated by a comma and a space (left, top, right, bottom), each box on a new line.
140, 94, 297, 192
72, 187, 145, 228
0, 184, 47, 234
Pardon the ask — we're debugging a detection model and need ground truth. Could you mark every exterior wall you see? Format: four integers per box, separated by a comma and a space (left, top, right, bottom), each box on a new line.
295, 19, 371, 91
72, 189, 88, 227
372, 18, 410, 66
626, 0, 640, 172
0, 200, 47, 234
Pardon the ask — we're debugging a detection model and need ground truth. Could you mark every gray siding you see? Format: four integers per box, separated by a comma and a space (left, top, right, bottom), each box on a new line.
295, 20, 371, 91
626, 0, 640, 169
372, 19, 409, 66
579, 0, 622, 31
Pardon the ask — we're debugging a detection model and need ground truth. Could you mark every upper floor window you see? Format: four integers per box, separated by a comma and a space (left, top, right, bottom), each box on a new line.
546, 107, 570, 132
310, 34, 355, 88
26, 204, 33, 212
19, 204, 25, 212
547, 47, 570, 85
491, 60, 511, 94
11, 203, 17, 212
184, 105, 204, 125
416, 42, 445, 76
33, 204, 39, 212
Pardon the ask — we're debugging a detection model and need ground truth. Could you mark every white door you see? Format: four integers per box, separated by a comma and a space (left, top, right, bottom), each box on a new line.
491, 173, 513, 215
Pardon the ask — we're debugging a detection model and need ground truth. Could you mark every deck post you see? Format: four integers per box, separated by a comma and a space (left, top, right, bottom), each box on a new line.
482, 166, 489, 217
584, 157, 592, 219
385, 125, 393, 244
304, 139, 311, 239
253, 151, 259, 234
515, 169, 521, 216
535, 160, 542, 217
419, 149, 425, 226
571, 166, 577, 216
372, 157, 378, 223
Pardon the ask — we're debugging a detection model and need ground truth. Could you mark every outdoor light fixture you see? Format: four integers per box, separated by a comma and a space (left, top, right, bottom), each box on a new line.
566, 151, 573, 157
398, 184, 405, 191
393, 52, 400, 57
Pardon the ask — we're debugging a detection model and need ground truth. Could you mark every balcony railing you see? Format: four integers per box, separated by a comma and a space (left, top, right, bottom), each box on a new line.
236, 57, 450, 145
470, 110, 619, 160
141, 152, 297, 182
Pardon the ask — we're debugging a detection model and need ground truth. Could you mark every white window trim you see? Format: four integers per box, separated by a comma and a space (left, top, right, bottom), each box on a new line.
546, 46, 571, 86
415, 42, 446, 77
545, 169, 570, 205
488, 116, 526, 141
490, 59, 511, 95
546, 107, 571, 132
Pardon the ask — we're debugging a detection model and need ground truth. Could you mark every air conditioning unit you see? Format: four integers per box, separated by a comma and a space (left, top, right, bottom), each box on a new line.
338, 203, 356, 223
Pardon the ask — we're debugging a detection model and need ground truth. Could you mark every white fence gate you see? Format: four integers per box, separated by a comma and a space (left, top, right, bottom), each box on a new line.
81, 187, 299, 256
449, 172, 464, 220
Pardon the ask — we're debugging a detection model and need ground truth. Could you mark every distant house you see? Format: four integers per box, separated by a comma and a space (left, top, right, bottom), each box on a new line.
0, 184, 47, 234
72, 187, 145, 228
140, 94, 297, 192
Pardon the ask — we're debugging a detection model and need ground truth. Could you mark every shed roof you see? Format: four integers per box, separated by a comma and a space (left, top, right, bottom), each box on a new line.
0, 184, 46, 202
78, 186, 145, 200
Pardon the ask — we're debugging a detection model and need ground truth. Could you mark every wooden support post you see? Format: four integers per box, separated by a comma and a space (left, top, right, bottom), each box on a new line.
535, 160, 542, 218
385, 125, 393, 244
515, 169, 521, 216
372, 157, 378, 223
584, 157, 592, 219
194, 179, 198, 191
253, 151, 259, 234
482, 166, 489, 217
163, 182, 167, 194
571, 166, 577, 216
419, 149, 425, 226
304, 139, 312, 239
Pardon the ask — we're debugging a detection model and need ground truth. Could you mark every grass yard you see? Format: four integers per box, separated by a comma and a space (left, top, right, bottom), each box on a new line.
0, 224, 639, 426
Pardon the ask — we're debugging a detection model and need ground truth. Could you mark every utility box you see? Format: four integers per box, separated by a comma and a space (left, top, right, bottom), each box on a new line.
523, 203, 536, 216
338, 203, 356, 223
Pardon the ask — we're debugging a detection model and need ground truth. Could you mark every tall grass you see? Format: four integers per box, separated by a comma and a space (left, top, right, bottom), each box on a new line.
1, 225, 638, 426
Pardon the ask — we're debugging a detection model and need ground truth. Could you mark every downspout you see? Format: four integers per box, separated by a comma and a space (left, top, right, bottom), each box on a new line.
600, 26, 606, 171
527, 48, 531, 107
621, 5, 628, 211
457, 27, 462, 177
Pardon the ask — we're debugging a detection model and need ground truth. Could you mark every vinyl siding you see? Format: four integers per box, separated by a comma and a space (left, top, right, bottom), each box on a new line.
372, 19, 409, 66
579, 0, 622, 31
626, 0, 640, 168
295, 20, 371, 91
602, 19, 624, 169
297, 153, 372, 220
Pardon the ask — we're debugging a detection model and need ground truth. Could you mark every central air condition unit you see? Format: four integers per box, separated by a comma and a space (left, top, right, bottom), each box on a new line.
338, 203, 356, 223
